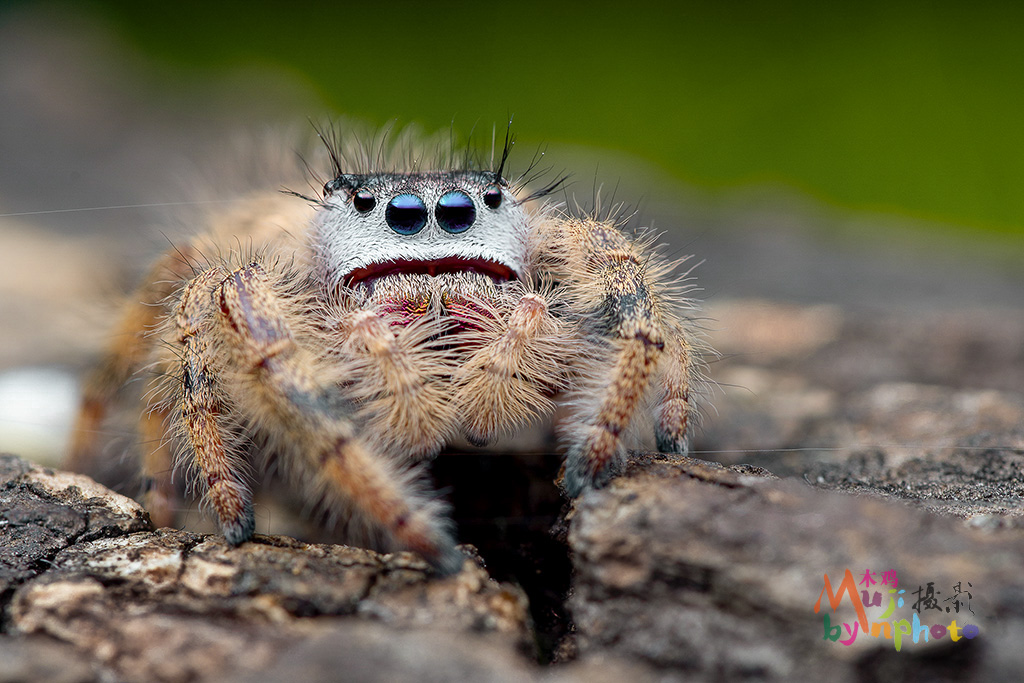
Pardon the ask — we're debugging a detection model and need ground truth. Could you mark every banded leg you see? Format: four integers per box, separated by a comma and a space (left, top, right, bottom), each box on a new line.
208, 264, 462, 573
175, 267, 255, 543
544, 217, 674, 496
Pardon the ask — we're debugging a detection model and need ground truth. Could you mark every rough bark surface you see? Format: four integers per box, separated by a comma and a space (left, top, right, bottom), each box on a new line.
568, 454, 1024, 681
0, 455, 549, 682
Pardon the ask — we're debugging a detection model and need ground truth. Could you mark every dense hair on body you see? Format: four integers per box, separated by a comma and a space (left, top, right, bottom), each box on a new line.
66, 118, 711, 576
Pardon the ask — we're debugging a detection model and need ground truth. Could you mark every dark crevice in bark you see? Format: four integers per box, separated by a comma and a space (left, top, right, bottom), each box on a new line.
431, 448, 574, 664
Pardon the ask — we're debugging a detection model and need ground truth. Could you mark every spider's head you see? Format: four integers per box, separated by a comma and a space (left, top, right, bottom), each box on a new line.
312, 171, 530, 291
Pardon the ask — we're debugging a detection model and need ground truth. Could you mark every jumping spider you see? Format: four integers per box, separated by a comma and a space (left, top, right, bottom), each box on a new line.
68, 126, 707, 574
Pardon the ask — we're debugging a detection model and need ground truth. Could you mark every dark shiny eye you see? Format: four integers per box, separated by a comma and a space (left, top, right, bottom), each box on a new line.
353, 189, 376, 213
483, 185, 502, 209
435, 191, 476, 233
386, 193, 428, 235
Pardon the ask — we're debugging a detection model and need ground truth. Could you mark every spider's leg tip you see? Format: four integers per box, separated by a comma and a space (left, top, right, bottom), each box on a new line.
655, 433, 690, 456
560, 457, 590, 498
430, 544, 470, 577
221, 501, 257, 546
561, 444, 624, 498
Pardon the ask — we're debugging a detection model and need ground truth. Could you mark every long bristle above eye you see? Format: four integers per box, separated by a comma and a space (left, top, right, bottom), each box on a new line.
494, 118, 514, 183
304, 118, 556, 185
309, 119, 346, 179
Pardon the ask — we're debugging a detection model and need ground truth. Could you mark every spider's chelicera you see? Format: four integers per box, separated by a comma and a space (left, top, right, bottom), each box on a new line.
68, 127, 707, 575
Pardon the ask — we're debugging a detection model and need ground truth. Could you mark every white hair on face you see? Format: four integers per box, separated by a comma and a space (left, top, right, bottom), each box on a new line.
311, 171, 532, 288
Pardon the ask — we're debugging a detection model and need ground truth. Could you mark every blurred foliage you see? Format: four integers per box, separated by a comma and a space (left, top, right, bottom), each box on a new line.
52, 1, 1024, 237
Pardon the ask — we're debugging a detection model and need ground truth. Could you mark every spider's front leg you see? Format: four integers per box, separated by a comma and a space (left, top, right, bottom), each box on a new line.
175, 262, 462, 573
546, 217, 699, 496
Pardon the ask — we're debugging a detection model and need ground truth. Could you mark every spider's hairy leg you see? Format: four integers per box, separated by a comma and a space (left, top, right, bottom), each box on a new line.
654, 327, 698, 454
452, 290, 571, 445
215, 264, 463, 573
342, 310, 456, 459
546, 217, 671, 496
175, 266, 256, 544
67, 247, 198, 474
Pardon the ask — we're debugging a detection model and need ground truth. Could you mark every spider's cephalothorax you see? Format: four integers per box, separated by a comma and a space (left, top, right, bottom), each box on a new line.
315, 170, 528, 291
67, 127, 708, 574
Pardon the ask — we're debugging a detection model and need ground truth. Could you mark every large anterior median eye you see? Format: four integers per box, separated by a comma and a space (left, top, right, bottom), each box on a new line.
386, 193, 428, 235
435, 191, 476, 233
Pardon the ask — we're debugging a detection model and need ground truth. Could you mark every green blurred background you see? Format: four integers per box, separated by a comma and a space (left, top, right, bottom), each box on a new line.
69, 0, 1024, 241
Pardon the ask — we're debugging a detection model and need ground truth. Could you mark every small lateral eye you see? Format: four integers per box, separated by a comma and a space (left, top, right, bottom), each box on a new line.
353, 189, 376, 213
435, 191, 476, 233
483, 185, 502, 209
323, 178, 343, 198
386, 193, 428, 235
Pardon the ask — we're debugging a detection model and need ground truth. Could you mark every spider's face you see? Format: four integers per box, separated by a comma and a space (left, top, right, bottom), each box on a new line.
312, 171, 531, 291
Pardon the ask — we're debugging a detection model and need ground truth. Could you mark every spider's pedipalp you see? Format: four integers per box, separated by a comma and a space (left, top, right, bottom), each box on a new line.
342, 309, 457, 458
453, 289, 575, 446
